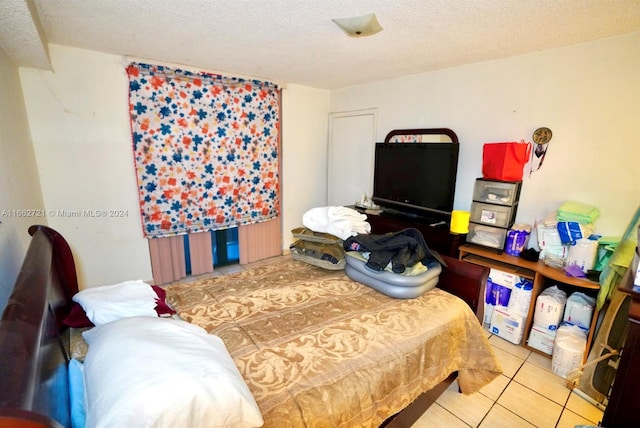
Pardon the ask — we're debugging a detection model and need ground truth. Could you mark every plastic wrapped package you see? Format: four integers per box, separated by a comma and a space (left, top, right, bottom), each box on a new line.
533, 286, 567, 330
557, 221, 595, 245
552, 324, 588, 378
504, 224, 532, 256
536, 220, 569, 268
483, 280, 495, 327
484, 269, 519, 326
490, 307, 525, 345
566, 237, 600, 273
507, 278, 534, 317
483, 277, 512, 326
528, 325, 557, 355
563, 292, 596, 330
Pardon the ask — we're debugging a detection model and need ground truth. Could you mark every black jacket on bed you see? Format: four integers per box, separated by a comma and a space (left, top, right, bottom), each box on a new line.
343, 228, 442, 273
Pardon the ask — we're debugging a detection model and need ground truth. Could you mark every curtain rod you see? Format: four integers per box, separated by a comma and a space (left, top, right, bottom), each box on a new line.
122, 55, 286, 89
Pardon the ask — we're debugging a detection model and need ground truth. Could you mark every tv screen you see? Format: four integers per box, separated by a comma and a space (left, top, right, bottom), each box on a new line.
372, 142, 459, 218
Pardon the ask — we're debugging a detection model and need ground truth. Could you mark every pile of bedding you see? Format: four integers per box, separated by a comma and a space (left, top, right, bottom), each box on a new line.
290, 206, 372, 271
289, 226, 346, 270
65, 279, 263, 428
302, 206, 370, 239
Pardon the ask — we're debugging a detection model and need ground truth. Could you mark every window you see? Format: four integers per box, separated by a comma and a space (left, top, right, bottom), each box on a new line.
183, 228, 239, 274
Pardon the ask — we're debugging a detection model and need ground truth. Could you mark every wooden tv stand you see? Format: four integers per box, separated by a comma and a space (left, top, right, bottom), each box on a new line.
353, 206, 466, 257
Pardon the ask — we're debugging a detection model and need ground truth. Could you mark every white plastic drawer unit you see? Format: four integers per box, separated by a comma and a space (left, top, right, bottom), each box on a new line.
467, 222, 508, 250
472, 179, 522, 206
470, 201, 517, 228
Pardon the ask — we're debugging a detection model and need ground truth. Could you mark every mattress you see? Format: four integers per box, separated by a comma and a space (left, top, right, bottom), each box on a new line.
165, 256, 501, 427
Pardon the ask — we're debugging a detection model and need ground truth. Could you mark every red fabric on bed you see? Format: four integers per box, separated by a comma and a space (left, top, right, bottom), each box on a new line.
151, 285, 177, 317
63, 285, 176, 327
63, 302, 94, 327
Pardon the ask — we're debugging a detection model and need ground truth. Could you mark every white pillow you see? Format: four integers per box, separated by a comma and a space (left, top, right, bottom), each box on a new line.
82, 317, 263, 428
72, 279, 158, 325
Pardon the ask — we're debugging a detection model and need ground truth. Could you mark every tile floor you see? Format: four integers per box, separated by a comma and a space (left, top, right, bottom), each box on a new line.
412, 331, 605, 428
177, 261, 606, 428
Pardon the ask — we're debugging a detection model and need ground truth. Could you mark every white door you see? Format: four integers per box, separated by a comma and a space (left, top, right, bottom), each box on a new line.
327, 109, 377, 206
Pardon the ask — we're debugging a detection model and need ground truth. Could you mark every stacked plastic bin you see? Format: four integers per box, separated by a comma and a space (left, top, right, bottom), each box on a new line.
467, 178, 522, 252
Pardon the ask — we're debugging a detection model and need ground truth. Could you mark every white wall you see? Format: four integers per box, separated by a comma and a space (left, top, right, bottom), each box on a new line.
18, 46, 330, 287
281, 84, 331, 248
20, 45, 152, 289
329, 32, 640, 239
0, 48, 46, 310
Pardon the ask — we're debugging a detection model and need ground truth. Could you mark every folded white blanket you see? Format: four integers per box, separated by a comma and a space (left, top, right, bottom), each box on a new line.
327, 206, 368, 221
327, 219, 371, 239
302, 206, 370, 240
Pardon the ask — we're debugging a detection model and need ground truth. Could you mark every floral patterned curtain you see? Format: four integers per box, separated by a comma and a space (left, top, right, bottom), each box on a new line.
127, 62, 280, 238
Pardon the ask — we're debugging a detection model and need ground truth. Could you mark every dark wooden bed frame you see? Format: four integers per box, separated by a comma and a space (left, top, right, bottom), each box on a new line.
0, 225, 487, 427
0, 225, 78, 428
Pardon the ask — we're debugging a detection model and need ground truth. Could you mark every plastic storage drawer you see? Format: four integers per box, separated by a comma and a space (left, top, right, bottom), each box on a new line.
470, 201, 517, 228
467, 222, 508, 250
472, 179, 522, 206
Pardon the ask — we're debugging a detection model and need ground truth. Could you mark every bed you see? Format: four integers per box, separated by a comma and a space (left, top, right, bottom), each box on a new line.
0, 225, 501, 427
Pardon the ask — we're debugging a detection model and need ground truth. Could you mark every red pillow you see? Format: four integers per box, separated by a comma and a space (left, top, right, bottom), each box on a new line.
64, 302, 94, 328
151, 285, 177, 317
63, 284, 176, 328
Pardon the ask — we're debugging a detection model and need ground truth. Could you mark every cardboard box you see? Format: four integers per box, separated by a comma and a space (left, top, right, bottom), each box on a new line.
528, 325, 557, 355
488, 268, 519, 288
490, 307, 525, 345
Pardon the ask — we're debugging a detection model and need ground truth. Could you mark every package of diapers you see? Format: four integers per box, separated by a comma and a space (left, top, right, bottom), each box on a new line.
533, 286, 567, 330
563, 292, 595, 330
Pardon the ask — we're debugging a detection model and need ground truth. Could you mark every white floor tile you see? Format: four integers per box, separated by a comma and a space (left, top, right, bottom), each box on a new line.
524, 349, 553, 370
479, 403, 536, 428
436, 381, 494, 427
491, 346, 525, 379
478, 374, 510, 402
565, 391, 604, 425
411, 403, 471, 428
496, 381, 563, 427
513, 361, 571, 405
556, 408, 599, 428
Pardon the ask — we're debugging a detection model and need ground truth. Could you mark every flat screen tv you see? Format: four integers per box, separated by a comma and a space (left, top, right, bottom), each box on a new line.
372, 142, 459, 220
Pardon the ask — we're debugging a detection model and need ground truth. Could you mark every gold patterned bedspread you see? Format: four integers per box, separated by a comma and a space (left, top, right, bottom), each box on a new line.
165, 257, 501, 427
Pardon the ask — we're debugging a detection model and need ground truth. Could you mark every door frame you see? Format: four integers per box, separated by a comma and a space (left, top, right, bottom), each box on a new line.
327, 108, 378, 206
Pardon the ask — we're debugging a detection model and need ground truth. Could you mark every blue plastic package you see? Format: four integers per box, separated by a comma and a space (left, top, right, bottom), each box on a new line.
557, 221, 585, 244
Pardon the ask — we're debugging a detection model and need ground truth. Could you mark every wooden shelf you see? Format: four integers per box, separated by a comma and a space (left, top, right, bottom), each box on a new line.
461, 254, 535, 280
460, 244, 599, 289
459, 244, 600, 359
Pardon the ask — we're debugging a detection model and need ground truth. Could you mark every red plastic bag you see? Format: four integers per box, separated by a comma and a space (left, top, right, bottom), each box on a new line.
482, 141, 531, 181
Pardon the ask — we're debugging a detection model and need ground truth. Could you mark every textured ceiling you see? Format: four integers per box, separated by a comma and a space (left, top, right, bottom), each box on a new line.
1, 0, 640, 89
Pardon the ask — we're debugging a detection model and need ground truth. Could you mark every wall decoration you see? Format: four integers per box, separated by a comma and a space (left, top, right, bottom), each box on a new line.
530, 126, 553, 175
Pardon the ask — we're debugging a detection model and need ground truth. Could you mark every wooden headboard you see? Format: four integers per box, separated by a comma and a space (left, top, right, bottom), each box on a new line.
0, 225, 78, 428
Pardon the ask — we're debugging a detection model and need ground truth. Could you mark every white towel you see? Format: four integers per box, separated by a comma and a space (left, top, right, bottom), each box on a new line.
302, 207, 331, 232
327, 206, 368, 221
327, 219, 371, 239
302, 206, 370, 240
